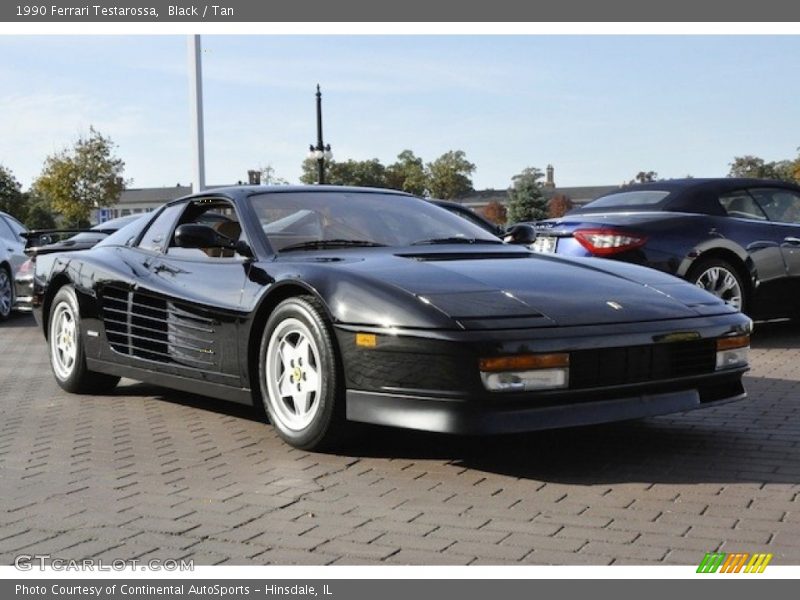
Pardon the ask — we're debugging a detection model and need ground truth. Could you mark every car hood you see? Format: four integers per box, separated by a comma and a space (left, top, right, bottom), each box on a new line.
289, 247, 736, 329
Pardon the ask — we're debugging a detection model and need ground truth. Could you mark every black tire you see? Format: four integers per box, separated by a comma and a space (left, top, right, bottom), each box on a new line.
0, 265, 12, 321
687, 258, 748, 313
258, 295, 347, 450
48, 285, 120, 394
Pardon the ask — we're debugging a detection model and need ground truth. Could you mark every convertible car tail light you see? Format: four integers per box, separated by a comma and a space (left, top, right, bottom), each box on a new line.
16, 259, 33, 277
715, 334, 750, 370
573, 228, 647, 256
479, 353, 569, 392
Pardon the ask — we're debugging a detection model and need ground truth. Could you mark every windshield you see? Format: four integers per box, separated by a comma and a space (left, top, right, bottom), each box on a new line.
248, 191, 500, 251
586, 190, 670, 209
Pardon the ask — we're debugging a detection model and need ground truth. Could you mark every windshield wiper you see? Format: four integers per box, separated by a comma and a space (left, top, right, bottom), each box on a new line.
278, 239, 387, 253
411, 237, 503, 246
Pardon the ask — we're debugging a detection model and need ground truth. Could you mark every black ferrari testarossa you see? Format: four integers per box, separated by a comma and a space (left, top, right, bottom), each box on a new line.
30, 186, 751, 449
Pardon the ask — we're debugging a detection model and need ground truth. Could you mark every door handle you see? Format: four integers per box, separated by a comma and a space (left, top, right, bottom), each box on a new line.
784, 237, 800, 245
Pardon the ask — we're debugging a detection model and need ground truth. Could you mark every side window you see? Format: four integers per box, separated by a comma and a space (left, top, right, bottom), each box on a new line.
167, 199, 245, 259
750, 188, 800, 224
0, 217, 15, 241
137, 203, 186, 253
719, 191, 767, 221
3, 216, 26, 240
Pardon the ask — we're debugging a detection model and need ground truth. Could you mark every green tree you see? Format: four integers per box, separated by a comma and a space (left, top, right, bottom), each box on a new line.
386, 150, 428, 196
299, 157, 321, 185
32, 127, 127, 225
0, 165, 26, 221
300, 157, 387, 187
632, 170, 658, 183
426, 150, 475, 199
507, 167, 548, 223
23, 193, 56, 230
328, 158, 387, 188
727, 155, 796, 181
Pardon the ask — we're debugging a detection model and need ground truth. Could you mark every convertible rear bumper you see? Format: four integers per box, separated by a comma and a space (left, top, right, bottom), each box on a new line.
346, 375, 746, 435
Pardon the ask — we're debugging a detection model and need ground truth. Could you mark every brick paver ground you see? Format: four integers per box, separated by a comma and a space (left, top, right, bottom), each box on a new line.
1, 314, 798, 565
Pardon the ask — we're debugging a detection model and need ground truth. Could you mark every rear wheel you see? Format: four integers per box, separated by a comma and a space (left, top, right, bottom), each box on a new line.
258, 296, 347, 450
688, 258, 747, 312
49, 286, 120, 394
0, 266, 11, 321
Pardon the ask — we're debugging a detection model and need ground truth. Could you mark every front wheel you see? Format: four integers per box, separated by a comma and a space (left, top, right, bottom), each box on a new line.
688, 258, 747, 313
0, 266, 13, 321
49, 285, 120, 394
258, 296, 347, 450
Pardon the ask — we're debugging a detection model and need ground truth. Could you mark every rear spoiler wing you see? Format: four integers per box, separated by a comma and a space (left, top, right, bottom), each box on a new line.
21, 228, 111, 257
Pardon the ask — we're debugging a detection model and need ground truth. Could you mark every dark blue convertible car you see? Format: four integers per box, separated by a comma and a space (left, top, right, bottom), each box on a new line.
530, 178, 800, 320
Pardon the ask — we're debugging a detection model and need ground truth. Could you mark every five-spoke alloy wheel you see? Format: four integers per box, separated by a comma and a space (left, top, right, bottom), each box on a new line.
48, 286, 120, 394
50, 295, 78, 381
259, 296, 346, 450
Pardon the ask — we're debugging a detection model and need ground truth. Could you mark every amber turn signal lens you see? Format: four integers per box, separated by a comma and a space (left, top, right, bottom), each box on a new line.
479, 353, 570, 372
356, 333, 377, 348
716, 335, 750, 351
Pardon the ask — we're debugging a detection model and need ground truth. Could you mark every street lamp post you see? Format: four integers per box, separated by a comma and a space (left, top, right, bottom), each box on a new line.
307, 84, 332, 184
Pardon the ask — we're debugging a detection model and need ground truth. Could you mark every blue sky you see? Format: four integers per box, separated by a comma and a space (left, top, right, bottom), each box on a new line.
0, 35, 798, 190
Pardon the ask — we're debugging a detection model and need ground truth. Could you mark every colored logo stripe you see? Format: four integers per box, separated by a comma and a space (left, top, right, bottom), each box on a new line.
697, 552, 773, 573
744, 553, 773, 573
697, 552, 726, 573
720, 553, 748, 573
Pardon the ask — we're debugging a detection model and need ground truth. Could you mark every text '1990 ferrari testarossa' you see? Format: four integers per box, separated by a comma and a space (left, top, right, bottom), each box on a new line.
29, 186, 752, 450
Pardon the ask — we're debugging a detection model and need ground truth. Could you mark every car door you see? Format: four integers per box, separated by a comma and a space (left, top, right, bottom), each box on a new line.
99, 199, 249, 387
749, 187, 800, 309
0, 215, 26, 273
716, 189, 787, 294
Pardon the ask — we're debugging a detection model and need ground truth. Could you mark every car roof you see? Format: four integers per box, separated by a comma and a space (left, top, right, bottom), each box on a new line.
175, 184, 416, 201
575, 178, 800, 216
601, 178, 800, 194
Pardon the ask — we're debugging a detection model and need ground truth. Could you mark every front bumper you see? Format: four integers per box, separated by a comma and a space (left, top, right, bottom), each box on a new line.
335, 312, 751, 434
346, 374, 746, 434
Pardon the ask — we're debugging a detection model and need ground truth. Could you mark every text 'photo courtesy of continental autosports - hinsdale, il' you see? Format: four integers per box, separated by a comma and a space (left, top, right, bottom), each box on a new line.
26, 186, 752, 450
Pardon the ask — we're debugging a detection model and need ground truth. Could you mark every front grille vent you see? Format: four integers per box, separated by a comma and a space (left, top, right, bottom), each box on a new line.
569, 339, 716, 389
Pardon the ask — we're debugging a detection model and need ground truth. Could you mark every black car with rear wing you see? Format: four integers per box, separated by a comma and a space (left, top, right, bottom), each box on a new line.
29, 186, 751, 450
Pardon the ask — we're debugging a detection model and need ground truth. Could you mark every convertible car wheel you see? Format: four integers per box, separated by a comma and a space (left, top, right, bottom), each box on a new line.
259, 296, 346, 450
48, 286, 120, 394
0, 267, 12, 321
689, 259, 746, 312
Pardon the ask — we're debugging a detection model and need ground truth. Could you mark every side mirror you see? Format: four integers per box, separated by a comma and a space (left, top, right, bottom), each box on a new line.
503, 224, 537, 246
174, 224, 233, 250
174, 223, 254, 258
